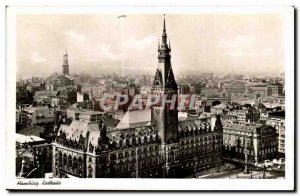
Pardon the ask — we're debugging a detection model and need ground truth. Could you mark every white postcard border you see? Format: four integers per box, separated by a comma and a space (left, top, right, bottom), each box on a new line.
5, 6, 294, 190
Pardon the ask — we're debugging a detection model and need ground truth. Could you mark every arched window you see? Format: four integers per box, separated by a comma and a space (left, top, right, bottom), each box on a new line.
88, 165, 93, 178
58, 151, 62, 167
119, 153, 123, 159
131, 150, 136, 157
149, 135, 153, 142
110, 153, 116, 161
73, 157, 78, 174
125, 139, 130, 147
63, 153, 67, 170
68, 155, 73, 172
78, 157, 83, 177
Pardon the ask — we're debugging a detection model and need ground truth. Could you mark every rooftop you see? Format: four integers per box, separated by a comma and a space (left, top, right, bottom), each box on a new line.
16, 133, 45, 144
269, 111, 285, 118
223, 123, 258, 133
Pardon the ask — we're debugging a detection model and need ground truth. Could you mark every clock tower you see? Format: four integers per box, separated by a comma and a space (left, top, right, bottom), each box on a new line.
151, 16, 178, 145
151, 16, 180, 177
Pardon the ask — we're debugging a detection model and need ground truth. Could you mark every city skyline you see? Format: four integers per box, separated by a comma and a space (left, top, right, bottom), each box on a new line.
17, 14, 285, 79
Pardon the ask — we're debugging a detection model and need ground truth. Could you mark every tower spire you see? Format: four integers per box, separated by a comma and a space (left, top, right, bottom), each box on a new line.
163, 14, 166, 32
161, 14, 168, 46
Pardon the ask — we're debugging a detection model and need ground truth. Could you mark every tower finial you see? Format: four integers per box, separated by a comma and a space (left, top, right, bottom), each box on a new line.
163, 14, 166, 32
64, 48, 67, 55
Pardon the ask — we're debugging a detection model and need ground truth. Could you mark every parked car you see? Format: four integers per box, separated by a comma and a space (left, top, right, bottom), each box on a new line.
272, 159, 278, 164
264, 160, 273, 167
278, 158, 285, 165
254, 163, 264, 168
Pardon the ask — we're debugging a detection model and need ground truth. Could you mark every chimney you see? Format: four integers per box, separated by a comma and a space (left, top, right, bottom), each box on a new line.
77, 85, 81, 94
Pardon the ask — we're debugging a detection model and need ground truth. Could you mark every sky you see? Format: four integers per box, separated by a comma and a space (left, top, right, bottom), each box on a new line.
16, 14, 285, 79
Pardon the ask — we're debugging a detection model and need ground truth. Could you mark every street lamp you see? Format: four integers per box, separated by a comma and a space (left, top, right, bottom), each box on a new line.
226, 164, 231, 179
263, 164, 266, 179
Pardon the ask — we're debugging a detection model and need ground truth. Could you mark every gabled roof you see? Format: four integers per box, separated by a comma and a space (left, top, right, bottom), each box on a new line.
57, 121, 100, 148
178, 118, 211, 132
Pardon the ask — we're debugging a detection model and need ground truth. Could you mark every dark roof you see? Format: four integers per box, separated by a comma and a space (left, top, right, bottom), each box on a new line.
18, 126, 44, 137
269, 111, 285, 118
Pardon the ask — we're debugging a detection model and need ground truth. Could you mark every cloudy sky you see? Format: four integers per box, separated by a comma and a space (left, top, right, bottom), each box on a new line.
16, 14, 285, 79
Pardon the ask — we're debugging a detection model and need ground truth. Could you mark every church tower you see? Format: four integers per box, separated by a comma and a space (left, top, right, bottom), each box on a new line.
151, 16, 178, 145
62, 49, 69, 75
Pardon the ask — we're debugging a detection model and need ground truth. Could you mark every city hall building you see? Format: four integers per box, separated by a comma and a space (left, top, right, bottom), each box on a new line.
52, 18, 223, 178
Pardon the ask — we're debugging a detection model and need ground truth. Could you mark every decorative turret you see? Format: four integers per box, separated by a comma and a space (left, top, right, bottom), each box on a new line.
153, 69, 163, 86
213, 114, 223, 132
152, 15, 177, 89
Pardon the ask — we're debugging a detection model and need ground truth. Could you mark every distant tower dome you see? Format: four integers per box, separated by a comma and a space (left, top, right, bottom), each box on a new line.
62, 49, 69, 75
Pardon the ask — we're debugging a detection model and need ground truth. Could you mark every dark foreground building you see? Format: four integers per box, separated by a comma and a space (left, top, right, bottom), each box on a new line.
52, 18, 223, 178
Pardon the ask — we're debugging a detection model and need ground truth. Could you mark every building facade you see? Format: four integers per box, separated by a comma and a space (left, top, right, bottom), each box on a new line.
223, 122, 278, 165
227, 108, 260, 123
267, 83, 284, 97
266, 111, 285, 157
16, 105, 61, 126
246, 83, 268, 98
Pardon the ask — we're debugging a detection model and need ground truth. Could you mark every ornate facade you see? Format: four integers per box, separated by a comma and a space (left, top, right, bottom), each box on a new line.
223, 122, 278, 164
52, 18, 223, 178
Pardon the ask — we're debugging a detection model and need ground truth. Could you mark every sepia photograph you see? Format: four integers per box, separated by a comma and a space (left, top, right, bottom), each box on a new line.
5, 5, 295, 191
